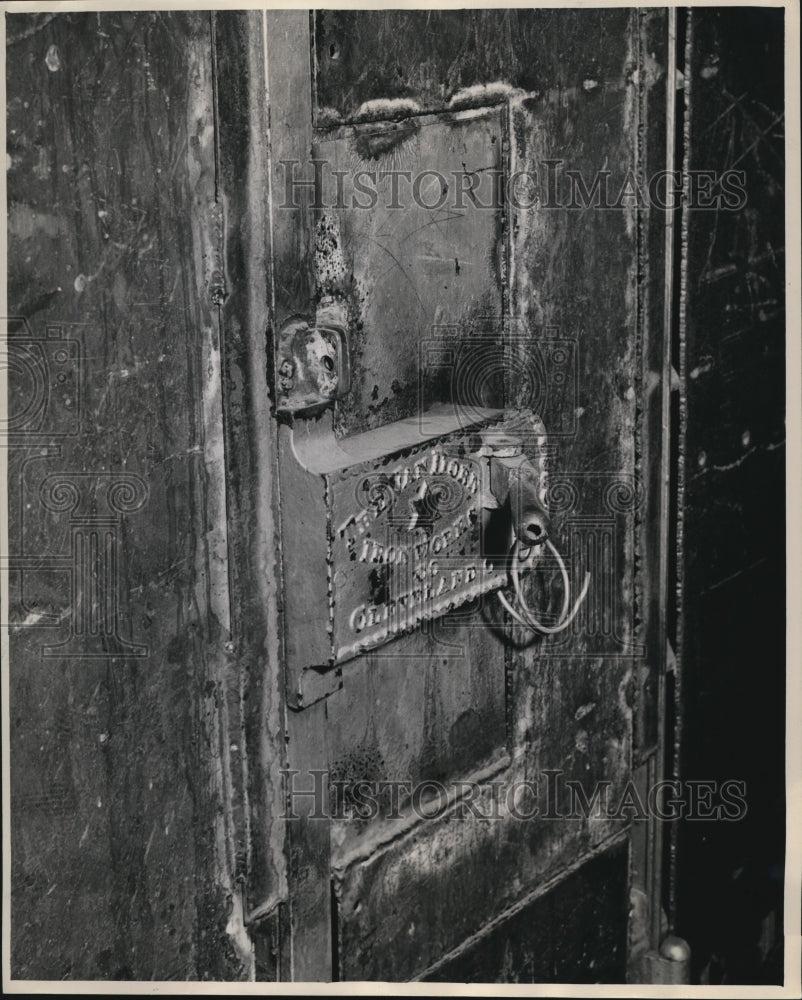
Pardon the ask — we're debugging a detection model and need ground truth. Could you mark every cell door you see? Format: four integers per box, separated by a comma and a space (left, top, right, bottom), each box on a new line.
238, 8, 672, 982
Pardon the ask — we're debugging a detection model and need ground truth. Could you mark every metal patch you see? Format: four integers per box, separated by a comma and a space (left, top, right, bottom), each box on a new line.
328, 442, 506, 661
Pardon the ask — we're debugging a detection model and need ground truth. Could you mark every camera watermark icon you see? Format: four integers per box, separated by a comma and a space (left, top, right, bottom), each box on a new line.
4, 470, 151, 659
2, 318, 150, 658
420, 325, 579, 440
36, 472, 150, 658
537, 473, 645, 657
1, 317, 82, 439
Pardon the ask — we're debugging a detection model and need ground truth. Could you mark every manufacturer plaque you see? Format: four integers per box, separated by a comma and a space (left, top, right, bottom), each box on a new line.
328, 441, 508, 661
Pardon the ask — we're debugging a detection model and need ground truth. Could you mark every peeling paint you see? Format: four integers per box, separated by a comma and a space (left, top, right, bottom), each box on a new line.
45, 43, 61, 72
448, 82, 523, 110
354, 97, 421, 122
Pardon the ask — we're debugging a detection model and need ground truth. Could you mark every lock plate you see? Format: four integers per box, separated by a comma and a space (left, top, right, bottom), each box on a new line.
326, 410, 548, 662
329, 441, 503, 661
276, 316, 350, 415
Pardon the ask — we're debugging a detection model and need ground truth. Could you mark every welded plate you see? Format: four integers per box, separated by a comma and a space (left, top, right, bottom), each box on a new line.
312, 109, 504, 438
328, 438, 507, 662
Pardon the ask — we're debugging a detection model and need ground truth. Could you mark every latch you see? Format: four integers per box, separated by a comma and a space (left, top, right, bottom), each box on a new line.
486, 449, 552, 547
480, 428, 590, 635
276, 301, 351, 416
323, 409, 589, 662
278, 399, 591, 706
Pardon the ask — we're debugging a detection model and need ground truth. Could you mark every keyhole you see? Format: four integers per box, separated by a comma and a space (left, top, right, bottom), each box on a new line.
523, 518, 547, 545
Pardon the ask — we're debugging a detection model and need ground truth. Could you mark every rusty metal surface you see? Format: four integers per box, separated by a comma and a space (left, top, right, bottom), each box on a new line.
276, 315, 350, 415
314, 9, 632, 124
313, 110, 505, 437
321, 9, 653, 980
424, 838, 629, 983
5, 6, 688, 984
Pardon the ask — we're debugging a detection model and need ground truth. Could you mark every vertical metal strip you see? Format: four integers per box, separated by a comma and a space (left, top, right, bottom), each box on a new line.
212, 6, 292, 937
669, 5, 692, 932
210, 12, 221, 204
262, 10, 332, 979
649, 4, 678, 948
262, 9, 277, 324
0, 9, 9, 979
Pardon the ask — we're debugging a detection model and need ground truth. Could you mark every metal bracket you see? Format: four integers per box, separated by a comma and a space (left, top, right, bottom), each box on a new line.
276, 306, 351, 416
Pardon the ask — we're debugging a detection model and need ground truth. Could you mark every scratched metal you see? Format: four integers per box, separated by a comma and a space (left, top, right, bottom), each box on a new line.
328, 442, 505, 661
312, 110, 505, 438
323, 9, 649, 981
314, 9, 631, 124
675, 7, 785, 980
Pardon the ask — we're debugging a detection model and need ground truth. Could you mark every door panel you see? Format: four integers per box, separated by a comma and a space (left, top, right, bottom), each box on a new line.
315, 109, 504, 436
327, 619, 510, 862
256, 7, 668, 982
314, 9, 631, 123
331, 639, 633, 980
424, 838, 630, 983
6, 11, 252, 979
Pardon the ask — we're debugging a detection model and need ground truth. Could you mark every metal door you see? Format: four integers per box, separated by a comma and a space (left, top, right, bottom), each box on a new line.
220, 8, 673, 981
